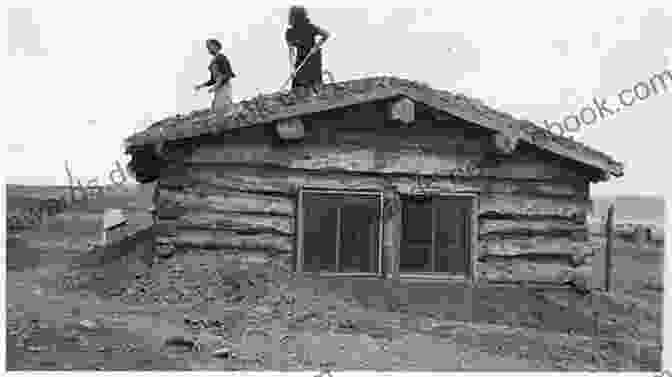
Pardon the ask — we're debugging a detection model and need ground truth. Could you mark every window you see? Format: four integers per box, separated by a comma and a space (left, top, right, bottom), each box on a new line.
400, 194, 473, 277
299, 190, 383, 275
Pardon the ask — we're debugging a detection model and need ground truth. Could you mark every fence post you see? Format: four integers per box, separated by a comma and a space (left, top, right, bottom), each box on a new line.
634, 225, 646, 250
592, 289, 603, 369
605, 204, 615, 292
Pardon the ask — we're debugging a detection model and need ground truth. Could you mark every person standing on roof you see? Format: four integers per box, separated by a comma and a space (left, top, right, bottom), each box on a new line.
194, 38, 236, 115
285, 6, 330, 95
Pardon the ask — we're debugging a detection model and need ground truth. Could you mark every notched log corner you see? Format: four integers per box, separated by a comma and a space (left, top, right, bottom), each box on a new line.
491, 129, 521, 156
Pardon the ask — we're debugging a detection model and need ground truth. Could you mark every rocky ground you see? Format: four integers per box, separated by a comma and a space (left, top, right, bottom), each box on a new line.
5, 188, 663, 371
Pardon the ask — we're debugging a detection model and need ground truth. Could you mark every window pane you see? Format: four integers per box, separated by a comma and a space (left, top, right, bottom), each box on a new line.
403, 198, 433, 242
339, 196, 380, 273
435, 197, 471, 275
400, 197, 433, 272
302, 193, 338, 272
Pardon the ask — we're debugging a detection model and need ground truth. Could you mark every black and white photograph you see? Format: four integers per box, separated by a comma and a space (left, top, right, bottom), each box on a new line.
4, 1, 670, 372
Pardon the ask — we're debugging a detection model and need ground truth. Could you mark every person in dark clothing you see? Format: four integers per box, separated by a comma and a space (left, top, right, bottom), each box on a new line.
285, 6, 330, 94
194, 38, 236, 114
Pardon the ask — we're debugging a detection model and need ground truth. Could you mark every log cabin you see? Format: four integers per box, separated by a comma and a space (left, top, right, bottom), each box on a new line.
123, 76, 624, 288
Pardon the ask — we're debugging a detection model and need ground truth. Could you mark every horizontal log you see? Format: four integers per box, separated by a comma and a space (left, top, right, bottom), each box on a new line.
479, 219, 587, 237
291, 149, 482, 175
479, 237, 595, 260
467, 178, 587, 198
157, 188, 294, 217
589, 218, 665, 243
478, 159, 586, 181
400, 177, 586, 198
160, 166, 387, 194
157, 213, 294, 235
161, 165, 586, 201
156, 229, 293, 253
476, 260, 575, 285
479, 194, 591, 219
182, 141, 485, 176
170, 168, 482, 196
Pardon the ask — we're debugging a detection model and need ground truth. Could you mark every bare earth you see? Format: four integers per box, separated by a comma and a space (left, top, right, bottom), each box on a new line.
5, 186, 663, 371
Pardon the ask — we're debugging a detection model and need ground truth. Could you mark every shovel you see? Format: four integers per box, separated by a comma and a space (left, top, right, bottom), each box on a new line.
281, 40, 327, 91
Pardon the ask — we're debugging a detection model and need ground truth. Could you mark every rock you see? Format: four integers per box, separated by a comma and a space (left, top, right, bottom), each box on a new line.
163, 335, 195, 351
254, 305, 273, 316
48, 295, 65, 303
79, 319, 99, 330
156, 244, 175, 258
338, 319, 356, 330
63, 331, 80, 342
172, 264, 185, 273
212, 347, 233, 359
107, 288, 124, 296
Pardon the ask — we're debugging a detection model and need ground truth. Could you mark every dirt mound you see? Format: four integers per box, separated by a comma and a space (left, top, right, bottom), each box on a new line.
55, 247, 385, 367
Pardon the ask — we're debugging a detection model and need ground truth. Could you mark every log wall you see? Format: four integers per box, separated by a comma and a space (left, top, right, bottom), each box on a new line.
154, 110, 595, 287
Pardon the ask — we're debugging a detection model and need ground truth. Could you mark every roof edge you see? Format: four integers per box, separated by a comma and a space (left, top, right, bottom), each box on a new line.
124, 76, 624, 177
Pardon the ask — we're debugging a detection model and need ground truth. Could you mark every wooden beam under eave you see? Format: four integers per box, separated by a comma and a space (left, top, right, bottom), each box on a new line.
388, 97, 415, 124
492, 132, 520, 155
276, 117, 305, 141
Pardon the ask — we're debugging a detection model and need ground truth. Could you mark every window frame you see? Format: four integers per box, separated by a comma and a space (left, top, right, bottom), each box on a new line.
296, 188, 385, 277
398, 192, 478, 282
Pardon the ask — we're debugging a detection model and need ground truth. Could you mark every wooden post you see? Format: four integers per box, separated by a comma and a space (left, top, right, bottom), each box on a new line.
590, 205, 615, 369
626, 309, 642, 370
64, 160, 76, 203
590, 288, 607, 370
634, 225, 646, 250
605, 204, 615, 292
334, 207, 341, 273
465, 279, 475, 323
591, 290, 603, 370
269, 315, 283, 370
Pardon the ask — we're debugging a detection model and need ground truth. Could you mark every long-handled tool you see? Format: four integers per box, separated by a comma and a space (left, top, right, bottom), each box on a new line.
281, 41, 327, 91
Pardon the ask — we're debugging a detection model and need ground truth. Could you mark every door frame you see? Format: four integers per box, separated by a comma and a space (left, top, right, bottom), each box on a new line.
398, 192, 478, 283
296, 187, 385, 277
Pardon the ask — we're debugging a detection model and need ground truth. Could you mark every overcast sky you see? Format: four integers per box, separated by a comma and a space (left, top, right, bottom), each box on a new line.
5, 1, 671, 197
